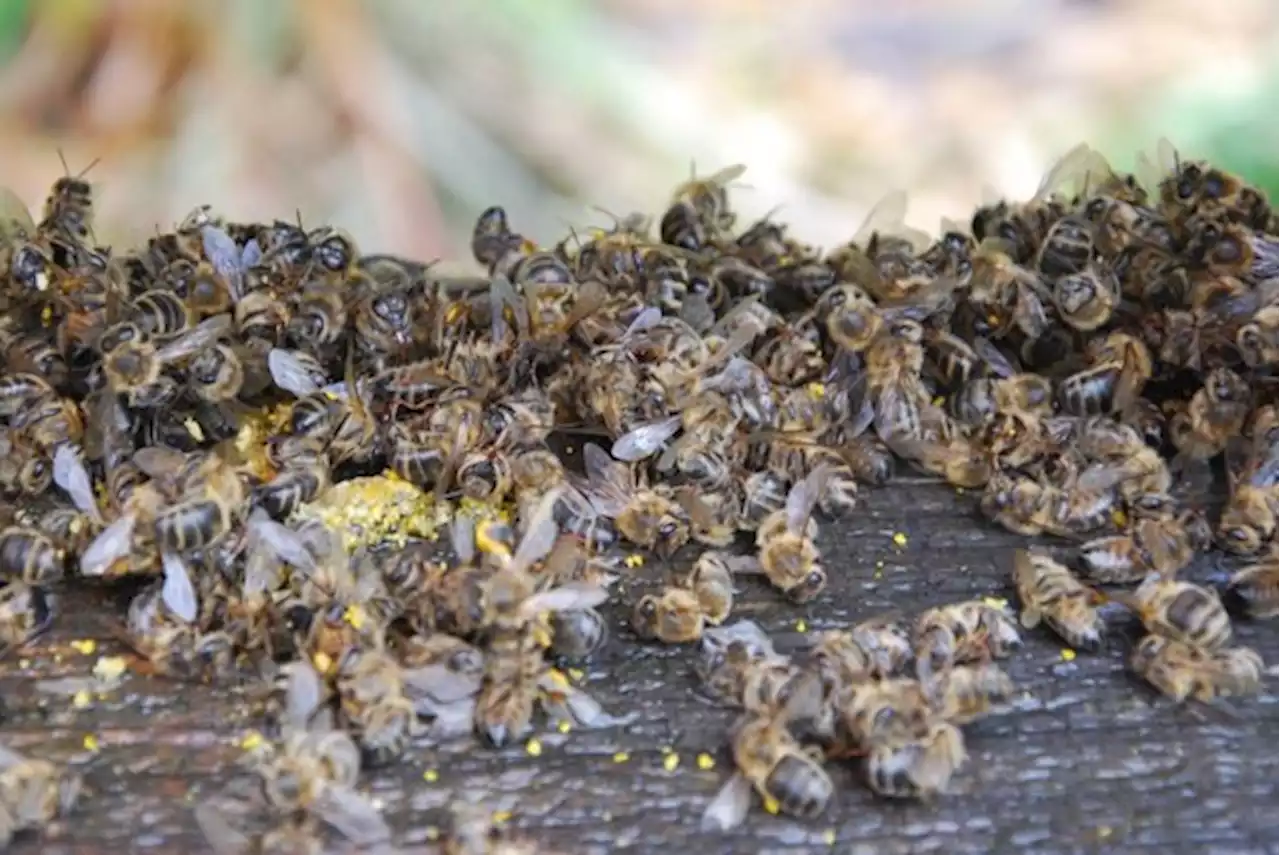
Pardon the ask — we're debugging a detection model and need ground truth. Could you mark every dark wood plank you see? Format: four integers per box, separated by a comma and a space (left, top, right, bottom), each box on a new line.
4, 479, 1277, 855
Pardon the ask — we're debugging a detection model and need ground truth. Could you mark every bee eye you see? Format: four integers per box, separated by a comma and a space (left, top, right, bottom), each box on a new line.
1227, 527, 1250, 543
1177, 179, 1195, 199
1203, 173, 1225, 198
806, 570, 824, 587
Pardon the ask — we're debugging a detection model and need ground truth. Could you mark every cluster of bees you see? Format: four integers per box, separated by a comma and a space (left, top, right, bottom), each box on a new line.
0, 137, 1273, 851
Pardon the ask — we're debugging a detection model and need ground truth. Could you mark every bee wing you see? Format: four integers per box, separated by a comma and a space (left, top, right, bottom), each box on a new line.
0, 744, 27, 769
79, 514, 136, 576
268, 348, 323, 397
247, 510, 315, 572
160, 551, 199, 624
202, 225, 244, 299
1155, 137, 1180, 175
700, 771, 753, 832
53, 444, 101, 522
972, 336, 1017, 378
611, 415, 682, 462
240, 238, 262, 270
706, 163, 749, 187
559, 279, 609, 332
156, 314, 233, 362
583, 442, 627, 491
1075, 462, 1127, 493
401, 664, 482, 704
194, 803, 251, 855
508, 485, 564, 574
785, 465, 831, 535
520, 581, 608, 616
623, 305, 663, 339
0, 185, 35, 239
854, 190, 909, 245
132, 445, 188, 481
1134, 149, 1163, 196
1013, 286, 1050, 339
490, 273, 528, 344
452, 512, 476, 564
723, 554, 765, 575
1034, 142, 1092, 201
545, 683, 635, 729
314, 784, 392, 846
281, 659, 324, 728
679, 291, 715, 333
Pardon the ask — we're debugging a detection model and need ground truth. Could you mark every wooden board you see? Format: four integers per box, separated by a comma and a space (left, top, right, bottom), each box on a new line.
3, 477, 1277, 855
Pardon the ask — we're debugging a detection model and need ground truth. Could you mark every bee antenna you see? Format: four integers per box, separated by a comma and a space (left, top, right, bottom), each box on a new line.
57, 148, 70, 177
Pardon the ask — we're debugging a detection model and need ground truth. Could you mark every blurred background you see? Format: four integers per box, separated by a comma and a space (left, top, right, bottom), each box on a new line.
0, 0, 1275, 271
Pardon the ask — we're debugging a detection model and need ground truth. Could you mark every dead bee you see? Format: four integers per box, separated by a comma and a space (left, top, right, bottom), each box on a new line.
101, 314, 231, 408
1120, 576, 1232, 651
0, 526, 65, 585
695, 620, 792, 709
1013, 549, 1105, 651
830, 678, 934, 752
148, 450, 248, 554
1035, 214, 1094, 280
1218, 410, 1278, 555
125, 552, 234, 679
703, 677, 833, 831
980, 470, 1118, 539
548, 607, 608, 662
1168, 367, 1252, 462
914, 599, 1021, 679
335, 645, 419, 767
0, 581, 56, 652
1220, 547, 1278, 620
926, 662, 1015, 725
967, 238, 1051, 339
864, 720, 967, 800
578, 443, 690, 557
443, 803, 545, 855
1058, 332, 1153, 417
685, 550, 735, 625
807, 614, 913, 690
1051, 262, 1120, 332
252, 662, 392, 847
660, 164, 746, 252
0, 744, 80, 850
632, 586, 705, 644
745, 465, 830, 602
187, 343, 245, 403
1078, 493, 1206, 583
38, 154, 97, 242
1130, 634, 1264, 703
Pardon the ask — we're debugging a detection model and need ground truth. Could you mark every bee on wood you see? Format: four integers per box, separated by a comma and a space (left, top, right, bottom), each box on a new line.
1130, 634, 1265, 703
1013, 549, 1106, 651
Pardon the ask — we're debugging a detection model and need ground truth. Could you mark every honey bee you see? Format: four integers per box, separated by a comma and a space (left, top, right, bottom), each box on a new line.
38, 154, 97, 243
0, 744, 80, 850
864, 720, 967, 800
1051, 262, 1120, 332
577, 443, 690, 557
1234, 281, 1278, 369
251, 661, 392, 847
966, 238, 1051, 339
1079, 492, 1208, 584
830, 678, 934, 752
695, 620, 791, 708
1183, 210, 1278, 284
335, 645, 420, 766
632, 586, 705, 644
1130, 634, 1265, 703
980, 470, 1118, 539
548, 607, 608, 662
947, 338, 1053, 426
685, 550, 735, 625
101, 314, 231, 408
914, 599, 1021, 679
0, 526, 64, 585
1120, 576, 1232, 651
0, 581, 56, 652
443, 803, 545, 855
703, 678, 833, 831
0, 328, 68, 388
286, 283, 348, 360
1012, 549, 1105, 651
126, 552, 236, 678
806, 614, 913, 691
1168, 367, 1253, 462
188, 343, 245, 403
747, 465, 830, 602
660, 163, 746, 252
1217, 410, 1278, 555
150, 451, 248, 554
926, 663, 1015, 725
1220, 546, 1278, 620
1035, 215, 1094, 280
1058, 332, 1153, 417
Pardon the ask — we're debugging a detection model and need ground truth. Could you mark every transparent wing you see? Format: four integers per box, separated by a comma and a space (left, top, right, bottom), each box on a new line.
582, 443, 627, 491
452, 512, 476, 564
509, 485, 563, 574
701, 771, 753, 832
786, 464, 831, 535
247, 510, 315, 572
240, 238, 263, 270
1034, 142, 1092, 201
520, 581, 609, 616
314, 785, 392, 846
490, 273, 528, 344
854, 190, 909, 244
625, 306, 663, 338
401, 664, 482, 704
132, 446, 188, 482
80, 514, 136, 576
160, 551, 198, 623
268, 348, 325, 397
972, 336, 1018, 378
156, 314, 233, 362
0, 186, 35, 240
202, 225, 244, 299
53, 444, 101, 521
611, 415, 682, 462
705, 163, 748, 187
282, 659, 323, 729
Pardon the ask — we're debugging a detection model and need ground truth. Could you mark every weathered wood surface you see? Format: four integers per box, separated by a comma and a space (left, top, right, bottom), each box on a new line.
3, 477, 1277, 855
